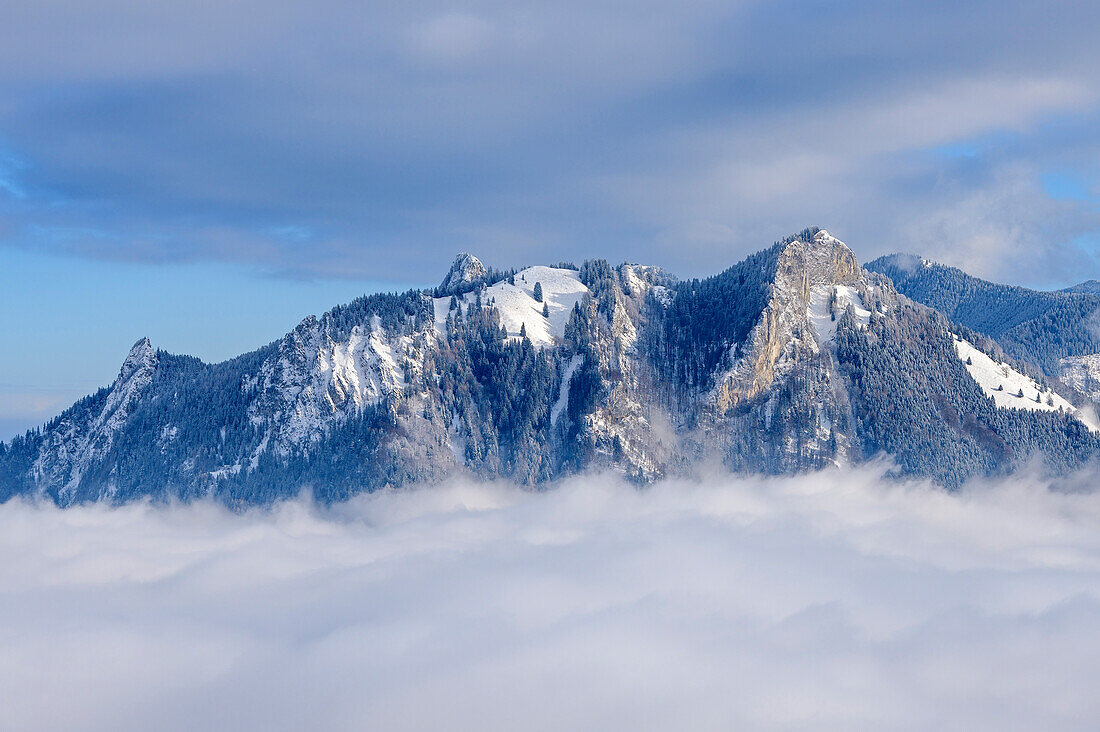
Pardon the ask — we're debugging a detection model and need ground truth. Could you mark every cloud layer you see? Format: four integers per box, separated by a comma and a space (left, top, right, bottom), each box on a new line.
2, 1, 1100, 284
2, 467, 1099, 730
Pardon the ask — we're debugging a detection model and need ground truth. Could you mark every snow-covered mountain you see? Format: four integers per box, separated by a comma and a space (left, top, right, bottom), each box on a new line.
3, 228, 1099, 505
866, 252, 1100, 379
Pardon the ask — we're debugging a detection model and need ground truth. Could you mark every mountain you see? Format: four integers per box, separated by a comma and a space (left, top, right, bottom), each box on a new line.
866, 253, 1100, 380
438, 252, 487, 292
3, 228, 1099, 506
1061, 280, 1100, 295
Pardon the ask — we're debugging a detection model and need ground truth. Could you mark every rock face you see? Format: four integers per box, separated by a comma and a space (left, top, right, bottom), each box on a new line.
247, 313, 427, 456
4, 227, 1099, 505
714, 229, 865, 409
671, 230, 895, 474
1060, 354, 1100, 404
439, 252, 487, 292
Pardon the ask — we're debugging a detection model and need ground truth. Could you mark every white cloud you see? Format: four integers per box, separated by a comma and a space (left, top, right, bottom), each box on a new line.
3, 1, 1100, 285
892, 162, 1100, 285
408, 13, 497, 66
1, 467, 1098, 730
592, 73, 1100, 276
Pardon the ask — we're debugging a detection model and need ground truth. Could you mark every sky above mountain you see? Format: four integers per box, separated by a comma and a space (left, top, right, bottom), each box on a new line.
4, 0, 1100, 437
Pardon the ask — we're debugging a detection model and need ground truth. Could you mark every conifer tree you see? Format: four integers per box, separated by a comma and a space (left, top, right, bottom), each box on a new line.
533, 282, 543, 302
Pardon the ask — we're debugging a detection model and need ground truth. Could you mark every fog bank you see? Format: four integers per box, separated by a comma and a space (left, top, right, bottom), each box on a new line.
1, 466, 1099, 730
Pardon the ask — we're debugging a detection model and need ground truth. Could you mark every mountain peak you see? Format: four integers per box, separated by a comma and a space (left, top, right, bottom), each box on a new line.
772, 227, 854, 259
119, 337, 156, 381
775, 227, 861, 280
440, 252, 486, 291
808, 227, 851, 252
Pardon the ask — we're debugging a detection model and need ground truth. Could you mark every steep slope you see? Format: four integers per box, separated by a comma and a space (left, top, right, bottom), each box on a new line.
954, 336, 1096, 429
28, 338, 157, 501
832, 299, 1098, 486
643, 229, 892, 474
709, 228, 872, 409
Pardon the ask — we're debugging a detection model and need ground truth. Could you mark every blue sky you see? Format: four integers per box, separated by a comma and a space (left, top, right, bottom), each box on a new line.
4, 0, 1100, 438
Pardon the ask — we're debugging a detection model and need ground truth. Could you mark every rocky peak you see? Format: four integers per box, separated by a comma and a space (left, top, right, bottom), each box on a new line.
775, 228, 862, 299
712, 228, 869, 410
118, 337, 157, 384
31, 336, 160, 501
440, 252, 486, 291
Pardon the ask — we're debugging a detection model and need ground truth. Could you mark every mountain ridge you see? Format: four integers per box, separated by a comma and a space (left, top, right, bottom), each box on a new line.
866, 252, 1100, 379
4, 228, 1099, 505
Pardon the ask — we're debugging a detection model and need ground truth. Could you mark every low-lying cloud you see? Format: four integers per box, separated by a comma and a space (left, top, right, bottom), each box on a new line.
2, 466, 1099, 731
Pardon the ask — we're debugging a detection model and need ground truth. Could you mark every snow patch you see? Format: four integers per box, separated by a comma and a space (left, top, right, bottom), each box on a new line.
447, 414, 467, 465
551, 355, 584, 427
246, 431, 271, 472
955, 338, 1098, 431
208, 464, 242, 480
433, 296, 456, 331
808, 284, 871, 344
433, 266, 589, 349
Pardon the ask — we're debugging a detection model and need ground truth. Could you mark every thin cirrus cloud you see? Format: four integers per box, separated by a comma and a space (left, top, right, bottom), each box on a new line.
0, 1, 1100, 285
0, 466, 1098, 730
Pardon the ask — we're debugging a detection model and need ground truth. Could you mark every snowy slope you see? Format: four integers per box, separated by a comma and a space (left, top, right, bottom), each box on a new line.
550, 354, 584, 426
435, 266, 589, 349
808, 283, 872, 344
954, 337, 1098, 431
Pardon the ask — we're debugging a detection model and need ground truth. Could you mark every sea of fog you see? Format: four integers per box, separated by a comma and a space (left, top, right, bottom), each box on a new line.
1, 465, 1099, 730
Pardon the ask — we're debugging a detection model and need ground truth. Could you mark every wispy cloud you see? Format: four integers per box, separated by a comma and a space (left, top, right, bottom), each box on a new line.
1, 467, 1098, 730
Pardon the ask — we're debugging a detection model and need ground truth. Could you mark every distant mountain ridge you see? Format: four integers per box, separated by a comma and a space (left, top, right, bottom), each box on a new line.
3, 228, 1099, 506
1062, 280, 1100, 295
865, 253, 1100, 379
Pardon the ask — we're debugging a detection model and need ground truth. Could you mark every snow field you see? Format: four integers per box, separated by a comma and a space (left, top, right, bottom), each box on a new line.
954, 337, 1098, 431
435, 266, 590, 349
